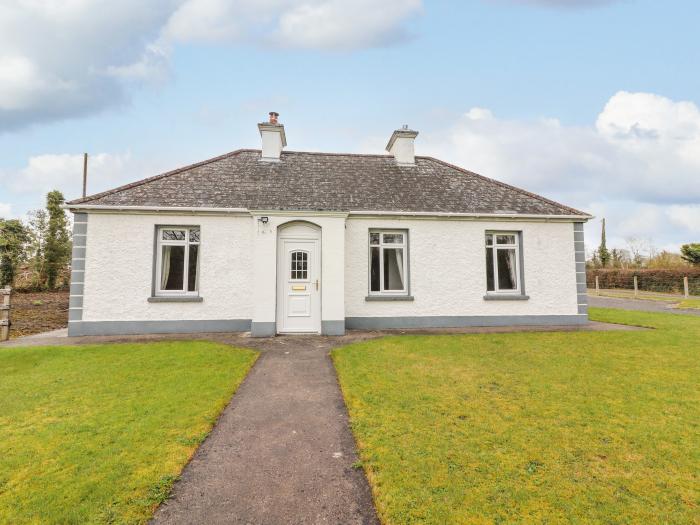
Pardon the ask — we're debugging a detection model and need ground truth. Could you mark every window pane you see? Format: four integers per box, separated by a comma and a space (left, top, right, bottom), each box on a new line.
188, 245, 198, 291
486, 247, 494, 291
189, 228, 200, 243
496, 234, 516, 245
162, 229, 186, 241
291, 251, 308, 280
161, 245, 185, 290
485, 234, 493, 246
382, 233, 403, 244
369, 233, 380, 245
497, 248, 517, 290
370, 247, 380, 292
383, 248, 405, 290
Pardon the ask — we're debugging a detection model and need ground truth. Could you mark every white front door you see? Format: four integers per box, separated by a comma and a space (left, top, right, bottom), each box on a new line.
277, 237, 321, 333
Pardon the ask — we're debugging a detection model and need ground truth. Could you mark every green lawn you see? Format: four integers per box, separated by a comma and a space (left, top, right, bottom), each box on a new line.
0, 341, 257, 524
333, 308, 700, 524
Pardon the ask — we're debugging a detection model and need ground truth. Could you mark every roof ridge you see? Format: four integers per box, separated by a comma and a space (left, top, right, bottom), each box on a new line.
281, 150, 393, 158
67, 149, 255, 205
422, 156, 589, 217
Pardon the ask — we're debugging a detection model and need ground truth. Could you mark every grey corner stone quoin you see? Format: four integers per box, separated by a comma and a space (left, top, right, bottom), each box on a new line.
67, 213, 88, 336
574, 222, 588, 316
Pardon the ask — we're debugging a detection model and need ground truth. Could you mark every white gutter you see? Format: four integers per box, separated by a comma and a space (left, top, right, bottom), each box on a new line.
63, 204, 592, 221
64, 204, 250, 215
348, 210, 593, 221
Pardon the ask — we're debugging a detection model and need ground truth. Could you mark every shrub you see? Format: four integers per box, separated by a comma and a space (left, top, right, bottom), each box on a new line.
587, 268, 700, 295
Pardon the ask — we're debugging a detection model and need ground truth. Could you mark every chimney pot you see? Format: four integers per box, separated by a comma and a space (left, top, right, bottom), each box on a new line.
258, 113, 286, 161
386, 126, 419, 166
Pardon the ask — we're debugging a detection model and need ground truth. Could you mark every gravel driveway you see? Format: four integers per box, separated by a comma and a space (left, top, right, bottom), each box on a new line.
588, 295, 700, 316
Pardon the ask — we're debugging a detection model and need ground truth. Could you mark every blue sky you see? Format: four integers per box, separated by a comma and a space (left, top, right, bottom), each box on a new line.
1, 0, 699, 253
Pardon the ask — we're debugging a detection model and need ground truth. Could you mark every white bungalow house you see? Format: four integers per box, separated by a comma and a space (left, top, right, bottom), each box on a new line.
66, 113, 590, 337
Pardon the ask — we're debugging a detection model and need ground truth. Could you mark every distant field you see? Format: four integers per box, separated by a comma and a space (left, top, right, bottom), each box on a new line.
333, 308, 700, 524
8, 290, 69, 338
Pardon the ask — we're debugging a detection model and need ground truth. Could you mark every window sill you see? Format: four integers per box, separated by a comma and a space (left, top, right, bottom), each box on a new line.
483, 294, 529, 301
148, 296, 203, 303
365, 295, 414, 302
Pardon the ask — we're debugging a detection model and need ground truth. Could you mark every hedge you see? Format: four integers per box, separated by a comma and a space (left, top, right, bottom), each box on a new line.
586, 268, 700, 295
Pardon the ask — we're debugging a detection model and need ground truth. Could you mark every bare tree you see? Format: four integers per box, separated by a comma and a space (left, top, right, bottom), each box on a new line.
625, 237, 652, 267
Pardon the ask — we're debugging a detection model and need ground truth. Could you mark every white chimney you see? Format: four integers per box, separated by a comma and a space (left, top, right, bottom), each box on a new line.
386, 125, 419, 166
258, 111, 287, 161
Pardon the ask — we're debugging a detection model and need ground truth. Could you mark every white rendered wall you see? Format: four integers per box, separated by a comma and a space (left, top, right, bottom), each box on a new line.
82, 213, 253, 321
345, 218, 578, 318
81, 212, 578, 327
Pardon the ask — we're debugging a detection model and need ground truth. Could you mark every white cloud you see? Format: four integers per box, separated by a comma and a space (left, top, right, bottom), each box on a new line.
422, 91, 700, 250
0, 0, 421, 131
0, 151, 182, 219
274, 0, 421, 50
8, 152, 134, 200
0, 1, 177, 130
667, 204, 700, 235
164, 0, 421, 48
0, 203, 12, 218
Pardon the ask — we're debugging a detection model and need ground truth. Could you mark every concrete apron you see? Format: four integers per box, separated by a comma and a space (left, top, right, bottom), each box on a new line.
151, 334, 379, 525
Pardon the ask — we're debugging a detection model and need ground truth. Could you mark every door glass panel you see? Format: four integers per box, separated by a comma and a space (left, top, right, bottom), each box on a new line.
496, 248, 517, 290
383, 248, 405, 290
290, 251, 308, 280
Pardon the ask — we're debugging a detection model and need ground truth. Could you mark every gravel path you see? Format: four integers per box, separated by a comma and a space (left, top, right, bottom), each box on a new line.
151, 335, 379, 525
588, 296, 700, 316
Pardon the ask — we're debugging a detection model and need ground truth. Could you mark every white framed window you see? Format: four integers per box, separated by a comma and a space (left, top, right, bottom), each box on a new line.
485, 232, 521, 294
155, 227, 200, 296
369, 230, 408, 295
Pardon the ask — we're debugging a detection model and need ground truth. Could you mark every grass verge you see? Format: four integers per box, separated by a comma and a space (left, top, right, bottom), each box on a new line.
0, 341, 257, 523
588, 289, 680, 302
676, 298, 700, 310
332, 308, 699, 524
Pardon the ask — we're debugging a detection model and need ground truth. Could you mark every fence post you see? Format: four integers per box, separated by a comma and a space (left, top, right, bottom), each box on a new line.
595, 276, 600, 296
684, 276, 689, 299
633, 276, 638, 298
0, 287, 10, 341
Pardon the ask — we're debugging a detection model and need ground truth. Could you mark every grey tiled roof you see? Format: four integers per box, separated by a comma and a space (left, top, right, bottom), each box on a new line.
67, 149, 588, 216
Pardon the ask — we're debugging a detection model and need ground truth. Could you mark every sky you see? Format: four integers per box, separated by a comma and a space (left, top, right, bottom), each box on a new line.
1, 0, 699, 254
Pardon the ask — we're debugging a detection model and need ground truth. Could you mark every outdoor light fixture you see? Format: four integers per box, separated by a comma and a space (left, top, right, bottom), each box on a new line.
259, 216, 269, 224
